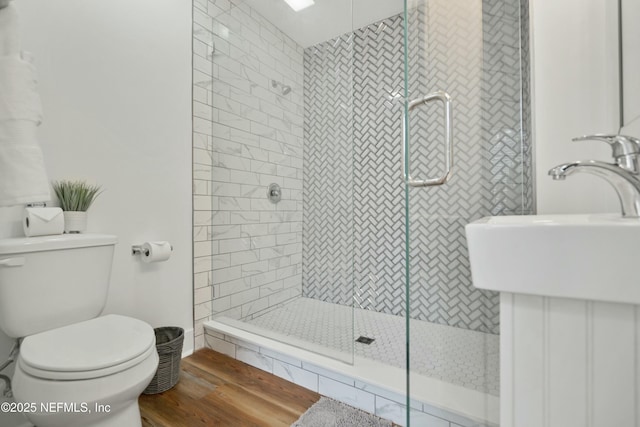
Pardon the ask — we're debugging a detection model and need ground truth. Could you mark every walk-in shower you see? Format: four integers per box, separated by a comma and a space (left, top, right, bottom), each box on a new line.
192, 0, 531, 425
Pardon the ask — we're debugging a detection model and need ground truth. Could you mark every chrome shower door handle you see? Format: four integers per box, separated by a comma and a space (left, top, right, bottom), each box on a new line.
402, 90, 453, 187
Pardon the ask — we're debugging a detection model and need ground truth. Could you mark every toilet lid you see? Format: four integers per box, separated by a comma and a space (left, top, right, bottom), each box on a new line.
19, 314, 156, 380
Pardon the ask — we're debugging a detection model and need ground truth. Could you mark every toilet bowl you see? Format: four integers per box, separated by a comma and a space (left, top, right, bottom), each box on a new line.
12, 314, 159, 427
0, 234, 160, 426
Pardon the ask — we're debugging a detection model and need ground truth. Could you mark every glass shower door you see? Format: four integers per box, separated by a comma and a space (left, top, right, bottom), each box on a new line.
403, 0, 530, 424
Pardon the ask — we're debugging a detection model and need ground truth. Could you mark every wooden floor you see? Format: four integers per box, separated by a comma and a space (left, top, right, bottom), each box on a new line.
139, 349, 321, 427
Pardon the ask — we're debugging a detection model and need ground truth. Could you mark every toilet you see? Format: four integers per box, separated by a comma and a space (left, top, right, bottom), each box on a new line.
0, 234, 159, 427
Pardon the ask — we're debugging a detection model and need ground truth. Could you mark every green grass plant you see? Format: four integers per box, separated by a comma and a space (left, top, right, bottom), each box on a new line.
52, 180, 102, 212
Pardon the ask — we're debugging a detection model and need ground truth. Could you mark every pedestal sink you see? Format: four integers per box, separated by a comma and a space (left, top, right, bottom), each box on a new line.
465, 214, 640, 304
466, 214, 640, 427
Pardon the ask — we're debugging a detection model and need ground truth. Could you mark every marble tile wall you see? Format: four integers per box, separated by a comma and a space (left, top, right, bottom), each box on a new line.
192, 0, 304, 350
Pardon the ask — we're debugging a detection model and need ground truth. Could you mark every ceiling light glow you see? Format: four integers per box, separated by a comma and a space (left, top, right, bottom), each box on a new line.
284, 0, 314, 12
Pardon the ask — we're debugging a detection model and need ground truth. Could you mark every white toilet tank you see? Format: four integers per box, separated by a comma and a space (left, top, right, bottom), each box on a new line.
0, 234, 117, 338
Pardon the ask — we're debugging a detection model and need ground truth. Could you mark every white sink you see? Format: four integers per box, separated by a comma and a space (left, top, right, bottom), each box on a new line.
465, 214, 640, 304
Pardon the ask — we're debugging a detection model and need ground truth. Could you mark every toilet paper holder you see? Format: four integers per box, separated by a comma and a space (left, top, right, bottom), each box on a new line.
131, 244, 174, 256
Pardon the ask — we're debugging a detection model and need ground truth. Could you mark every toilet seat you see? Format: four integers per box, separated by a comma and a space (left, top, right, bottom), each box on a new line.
19, 314, 156, 381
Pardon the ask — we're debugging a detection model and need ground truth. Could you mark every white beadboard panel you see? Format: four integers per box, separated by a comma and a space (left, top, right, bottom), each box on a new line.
512, 293, 545, 427
503, 294, 640, 427
500, 293, 514, 427
548, 298, 588, 427
591, 302, 635, 427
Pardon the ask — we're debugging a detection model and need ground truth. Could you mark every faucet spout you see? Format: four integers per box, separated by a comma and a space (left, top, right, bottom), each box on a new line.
548, 160, 640, 218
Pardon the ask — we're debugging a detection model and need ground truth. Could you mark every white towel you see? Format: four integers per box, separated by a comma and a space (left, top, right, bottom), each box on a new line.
0, 4, 50, 207
0, 121, 50, 206
0, 3, 18, 56
0, 54, 43, 123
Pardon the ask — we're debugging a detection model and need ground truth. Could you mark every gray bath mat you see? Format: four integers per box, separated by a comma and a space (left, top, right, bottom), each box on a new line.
292, 397, 393, 427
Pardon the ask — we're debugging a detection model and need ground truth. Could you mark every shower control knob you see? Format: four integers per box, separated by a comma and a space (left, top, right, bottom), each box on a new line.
267, 183, 281, 204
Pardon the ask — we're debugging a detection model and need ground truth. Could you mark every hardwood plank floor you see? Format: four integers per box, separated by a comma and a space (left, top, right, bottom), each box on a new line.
139, 349, 321, 427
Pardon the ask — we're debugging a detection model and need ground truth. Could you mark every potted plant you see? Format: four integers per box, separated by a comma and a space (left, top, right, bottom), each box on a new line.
52, 180, 102, 234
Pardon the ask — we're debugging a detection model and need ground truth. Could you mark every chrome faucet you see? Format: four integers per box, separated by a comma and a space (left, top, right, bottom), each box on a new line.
548, 135, 640, 218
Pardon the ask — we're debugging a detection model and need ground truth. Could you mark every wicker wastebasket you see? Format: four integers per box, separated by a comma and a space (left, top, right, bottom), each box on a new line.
143, 327, 184, 394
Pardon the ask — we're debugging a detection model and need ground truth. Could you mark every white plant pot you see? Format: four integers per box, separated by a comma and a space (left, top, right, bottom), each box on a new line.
63, 211, 87, 234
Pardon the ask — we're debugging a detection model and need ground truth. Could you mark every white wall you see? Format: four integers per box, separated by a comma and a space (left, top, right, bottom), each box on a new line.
531, 0, 621, 215
621, 0, 640, 129
0, 2, 192, 416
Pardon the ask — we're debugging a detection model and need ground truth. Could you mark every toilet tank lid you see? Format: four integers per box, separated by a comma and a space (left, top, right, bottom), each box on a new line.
0, 234, 117, 255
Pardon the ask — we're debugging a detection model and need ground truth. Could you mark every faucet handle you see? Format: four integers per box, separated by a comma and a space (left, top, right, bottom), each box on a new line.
572, 134, 640, 160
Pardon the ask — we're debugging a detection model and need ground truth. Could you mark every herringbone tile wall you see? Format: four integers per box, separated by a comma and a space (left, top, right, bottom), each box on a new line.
303, 0, 531, 334
302, 33, 355, 307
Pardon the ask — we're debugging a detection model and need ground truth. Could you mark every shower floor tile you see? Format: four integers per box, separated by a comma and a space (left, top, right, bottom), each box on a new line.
247, 297, 499, 396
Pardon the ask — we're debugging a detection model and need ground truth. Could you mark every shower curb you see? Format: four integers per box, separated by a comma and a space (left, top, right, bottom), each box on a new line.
203, 320, 498, 427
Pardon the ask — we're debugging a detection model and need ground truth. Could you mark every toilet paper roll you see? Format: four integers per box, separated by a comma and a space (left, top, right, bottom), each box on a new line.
23, 207, 64, 237
141, 241, 172, 263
